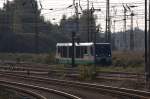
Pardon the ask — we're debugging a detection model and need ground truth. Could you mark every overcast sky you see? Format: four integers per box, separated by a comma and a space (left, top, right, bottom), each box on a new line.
0, 0, 146, 31
41, 0, 145, 31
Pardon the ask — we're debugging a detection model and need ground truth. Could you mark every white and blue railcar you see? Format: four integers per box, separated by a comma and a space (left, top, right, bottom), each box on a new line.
56, 42, 112, 64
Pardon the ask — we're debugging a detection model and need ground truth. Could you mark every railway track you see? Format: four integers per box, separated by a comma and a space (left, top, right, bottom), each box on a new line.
0, 65, 144, 81
0, 62, 144, 77
0, 83, 46, 99
0, 72, 149, 99
0, 72, 116, 99
0, 76, 81, 99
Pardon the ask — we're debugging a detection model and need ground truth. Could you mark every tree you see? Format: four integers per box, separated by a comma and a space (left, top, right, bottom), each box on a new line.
59, 10, 97, 42
0, 0, 98, 53
6, 0, 41, 34
79, 10, 97, 42
0, 7, 17, 52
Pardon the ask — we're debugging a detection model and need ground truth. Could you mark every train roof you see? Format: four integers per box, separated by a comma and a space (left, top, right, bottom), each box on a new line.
56, 42, 110, 46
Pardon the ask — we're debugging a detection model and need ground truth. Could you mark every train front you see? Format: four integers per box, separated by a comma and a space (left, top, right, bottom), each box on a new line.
95, 43, 112, 65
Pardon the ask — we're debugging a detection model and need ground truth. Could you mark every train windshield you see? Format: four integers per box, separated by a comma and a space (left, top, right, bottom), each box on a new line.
95, 44, 111, 57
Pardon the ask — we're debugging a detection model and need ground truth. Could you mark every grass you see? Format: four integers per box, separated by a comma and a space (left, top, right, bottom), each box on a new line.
0, 53, 55, 64
112, 51, 144, 66
97, 51, 145, 73
97, 65, 144, 73
0, 51, 145, 74
79, 65, 97, 80
0, 87, 21, 99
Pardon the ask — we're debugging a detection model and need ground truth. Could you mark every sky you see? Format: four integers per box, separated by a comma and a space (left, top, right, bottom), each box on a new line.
40, 0, 146, 32
0, 0, 147, 32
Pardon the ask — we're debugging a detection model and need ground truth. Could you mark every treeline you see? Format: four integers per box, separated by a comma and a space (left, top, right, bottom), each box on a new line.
113, 28, 145, 51
0, 0, 100, 53
59, 10, 100, 42
0, 0, 69, 53
0, 0, 144, 53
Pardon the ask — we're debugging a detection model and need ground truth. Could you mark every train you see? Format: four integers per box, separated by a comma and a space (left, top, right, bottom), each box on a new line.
55, 42, 112, 65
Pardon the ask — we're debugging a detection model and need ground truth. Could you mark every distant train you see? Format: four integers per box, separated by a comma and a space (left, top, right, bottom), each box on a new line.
55, 42, 112, 65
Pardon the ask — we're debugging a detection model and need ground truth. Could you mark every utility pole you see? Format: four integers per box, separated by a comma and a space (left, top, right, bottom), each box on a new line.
105, 0, 111, 43
130, 11, 134, 51
105, 0, 108, 42
89, 3, 101, 42
113, 19, 124, 33
145, 0, 149, 87
93, 27, 99, 77
75, 3, 79, 34
113, 20, 115, 33
5, 0, 9, 32
123, 5, 127, 50
35, 11, 39, 53
90, 3, 94, 42
87, 0, 90, 42
31, 1, 39, 53
148, 0, 150, 89
72, 2, 79, 67
72, 31, 75, 67
123, 6, 127, 33
4, 0, 5, 4
107, 0, 111, 43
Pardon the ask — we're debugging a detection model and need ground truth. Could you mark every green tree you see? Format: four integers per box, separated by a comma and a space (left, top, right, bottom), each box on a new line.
79, 10, 97, 42
59, 10, 97, 42
0, 0, 85, 53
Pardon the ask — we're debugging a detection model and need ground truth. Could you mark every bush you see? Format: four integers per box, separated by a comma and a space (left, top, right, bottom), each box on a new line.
97, 51, 145, 73
112, 51, 144, 67
79, 65, 97, 80
44, 53, 55, 64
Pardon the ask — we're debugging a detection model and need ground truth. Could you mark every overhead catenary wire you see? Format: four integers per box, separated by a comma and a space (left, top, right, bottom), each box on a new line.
0, 0, 146, 32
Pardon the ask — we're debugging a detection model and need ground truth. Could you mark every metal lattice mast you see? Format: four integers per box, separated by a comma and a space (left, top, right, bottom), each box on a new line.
145, 0, 148, 86
130, 12, 134, 51
87, 0, 90, 42
148, 0, 150, 86
123, 4, 127, 50
105, 0, 111, 43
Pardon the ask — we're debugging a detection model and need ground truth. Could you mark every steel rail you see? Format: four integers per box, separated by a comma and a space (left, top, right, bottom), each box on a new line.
0, 73, 81, 99
0, 66, 145, 76
0, 79, 81, 99
0, 72, 149, 99
0, 84, 47, 99
0, 68, 144, 81
0, 62, 144, 75
0, 70, 143, 82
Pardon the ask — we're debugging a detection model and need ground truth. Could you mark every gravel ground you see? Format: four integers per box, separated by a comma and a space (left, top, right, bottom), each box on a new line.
0, 74, 117, 99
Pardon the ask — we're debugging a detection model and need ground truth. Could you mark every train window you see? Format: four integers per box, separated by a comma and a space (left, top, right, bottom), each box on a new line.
58, 46, 61, 53
95, 44, 111, 57
62, 46, 67, 58
84, 46, 87, 54
80, 46, 84, 58
90, 46, 93, 56
69, 46, 72, 58
76, 46, 81, 58
60, 46, 63, 57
